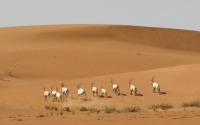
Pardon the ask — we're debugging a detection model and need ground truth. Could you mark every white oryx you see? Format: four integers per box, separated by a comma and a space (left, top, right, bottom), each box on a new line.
50, 86, 57, 101
101, 86, 107, 98
55, 87, 62, 102
151, 76, 160, 94
111, 78, 120, 95
43, 87, 50, 101
91, 82, 98, 97
76, 83, 86, 97
61, 82, 69, 98
128, 78, 138, 95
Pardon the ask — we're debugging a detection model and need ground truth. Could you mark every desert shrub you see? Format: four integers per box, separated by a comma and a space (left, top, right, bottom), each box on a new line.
44, 106, 58, 110
147, 103, 173, 111
5, 67, 13, 76
80, 107, 88, 111
45, 106, 51, 110
51, 106, 58, 111
89, 108, 101, 114
159, 103, 173, 110
147, 104, 159, 111
181, 99, 200, 108
60, 111, 63, 116
63, 107, 70, 112
121, 106, 141, 113
104, 106, 117, 114
103, 106, 141, 114
37, 113, 45, 117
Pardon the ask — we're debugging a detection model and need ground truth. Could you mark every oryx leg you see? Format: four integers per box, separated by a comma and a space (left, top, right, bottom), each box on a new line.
158, 88, 160, 94
130, 90, 133, 95
96, 91, 98, 97
117, 88, 120, 95
153, 88, 156, 93
66, 92, 69, 98
135, 90, 137, 96
93, 91, 95, 97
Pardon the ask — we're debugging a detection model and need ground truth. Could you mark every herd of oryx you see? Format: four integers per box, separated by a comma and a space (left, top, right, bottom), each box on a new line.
42, 76, 161, 102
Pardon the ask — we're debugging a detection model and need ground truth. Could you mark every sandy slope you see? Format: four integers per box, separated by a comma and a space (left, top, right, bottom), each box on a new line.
0, 24, 200, 124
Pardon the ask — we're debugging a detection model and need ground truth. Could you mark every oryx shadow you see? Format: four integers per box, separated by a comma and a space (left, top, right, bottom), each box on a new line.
0, 79, 10, 82
159, 92, 167, 95
120, 93, 127, 96
135, 93, 143, 96
98, 95, 112, 98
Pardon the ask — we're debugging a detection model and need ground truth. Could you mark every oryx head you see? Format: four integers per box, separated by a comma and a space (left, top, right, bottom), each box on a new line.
129, 78, 133, 87
111, 78, 114, 87
151, 76, 155, 85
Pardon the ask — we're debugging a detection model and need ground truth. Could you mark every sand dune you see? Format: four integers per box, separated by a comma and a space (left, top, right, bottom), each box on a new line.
0, 24, 200, 124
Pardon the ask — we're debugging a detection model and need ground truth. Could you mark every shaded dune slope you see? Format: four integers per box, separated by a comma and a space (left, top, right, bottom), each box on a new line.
0, 25, 200, 80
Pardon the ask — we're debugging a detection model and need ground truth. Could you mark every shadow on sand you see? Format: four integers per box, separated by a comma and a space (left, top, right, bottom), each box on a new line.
0, 79, 10, 82
135, 93, 143, 96
98, 95, 112, 98
159, 92, 167, 95
120, 93, 127, 97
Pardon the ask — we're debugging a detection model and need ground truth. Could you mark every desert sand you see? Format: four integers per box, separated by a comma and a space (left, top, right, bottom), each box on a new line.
0, 24, 200, 124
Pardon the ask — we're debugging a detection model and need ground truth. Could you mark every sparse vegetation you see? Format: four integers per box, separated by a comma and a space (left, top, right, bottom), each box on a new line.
89, 108, 101, 114
80, 107, 88, 111
159, 103, 173, 110
36, 113, 45, 117
60, 111, 63, 116
181, 99, 200, 108
5, 67, 13, 76
121, 106, 141, 113
44, 106, 58, 111
72, 111, 75, 115
45, 106, 51, 110
104, 106, 117, 114
63, 107, 70, 112
147, 104, 159, 111
103, 106, 141, 114
147, 103, 173, 111
11, 117, 23, 121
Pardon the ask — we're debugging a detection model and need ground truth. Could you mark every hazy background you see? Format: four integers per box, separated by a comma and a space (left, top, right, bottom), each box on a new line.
0, 0, 200, 31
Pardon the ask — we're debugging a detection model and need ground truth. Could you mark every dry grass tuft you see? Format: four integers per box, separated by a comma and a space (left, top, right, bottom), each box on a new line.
5, 67, 13, 76
89, 108, 101, 114
79, 107, 88, 111
103, 106, 141, 114
147, 103, 173, 111
44, 106, 58, 111
121, 106, 141, 113
103, 106, 118, 114
181, 99, 200, 108
63, 107, 70, 112
36, 112, 46, 118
